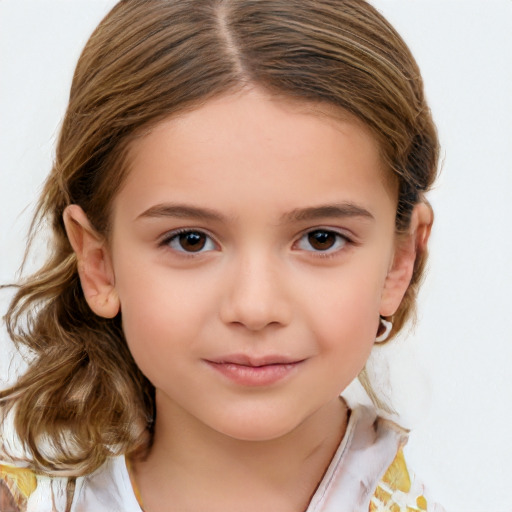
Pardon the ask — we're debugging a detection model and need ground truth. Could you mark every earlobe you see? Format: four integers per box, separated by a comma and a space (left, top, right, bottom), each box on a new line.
63, 205, 120, 319
380, 203, 433, 317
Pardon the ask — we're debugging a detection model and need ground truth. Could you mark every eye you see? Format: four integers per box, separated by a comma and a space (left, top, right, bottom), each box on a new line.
296, 229, 348, 252
165, 230, 216, 253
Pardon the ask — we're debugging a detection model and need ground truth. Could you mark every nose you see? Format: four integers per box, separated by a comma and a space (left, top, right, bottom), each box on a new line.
219, 252, 292, 332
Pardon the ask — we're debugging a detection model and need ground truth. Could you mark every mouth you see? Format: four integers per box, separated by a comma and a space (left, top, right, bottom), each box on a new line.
204, 354, 305, 386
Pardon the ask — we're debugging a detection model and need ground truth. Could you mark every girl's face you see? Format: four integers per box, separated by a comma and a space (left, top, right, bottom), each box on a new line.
71, 89, 416, 441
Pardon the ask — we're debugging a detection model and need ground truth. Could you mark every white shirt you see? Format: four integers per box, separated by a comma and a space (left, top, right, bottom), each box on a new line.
2, 405, 440, 512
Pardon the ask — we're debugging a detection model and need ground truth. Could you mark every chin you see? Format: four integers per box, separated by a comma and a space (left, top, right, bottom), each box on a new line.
208, 408, 308, 442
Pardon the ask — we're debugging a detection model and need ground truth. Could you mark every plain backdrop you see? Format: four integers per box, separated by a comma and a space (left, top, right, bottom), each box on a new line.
1, 1, 511, 511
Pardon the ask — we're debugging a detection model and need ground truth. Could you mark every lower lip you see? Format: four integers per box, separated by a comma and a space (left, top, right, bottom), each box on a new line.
205, 361, 302, 386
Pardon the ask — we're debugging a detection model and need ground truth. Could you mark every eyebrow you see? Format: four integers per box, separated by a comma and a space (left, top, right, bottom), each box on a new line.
136, 202, 374, 223
137, 204, 226, 222
282, 203, 374, 223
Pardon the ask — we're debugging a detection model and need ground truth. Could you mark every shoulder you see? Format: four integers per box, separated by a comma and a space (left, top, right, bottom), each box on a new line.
307, 404, 443, 512
0, 463, 38, 512
348, 405, 444, 512
0, 462, 76, 512
370, 447, 441, 512
0, 457, 140, 512
74, 455, 142, 511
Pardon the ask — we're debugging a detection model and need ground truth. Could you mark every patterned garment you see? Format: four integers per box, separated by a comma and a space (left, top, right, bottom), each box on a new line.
369, 449, 428, 512
0, 406, 441, 512
0, 464, 37, 512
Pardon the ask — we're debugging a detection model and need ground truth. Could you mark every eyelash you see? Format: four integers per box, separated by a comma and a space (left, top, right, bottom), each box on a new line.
159, 227, 353, 257
294, 228, 352, 258
159, 228, 217, 254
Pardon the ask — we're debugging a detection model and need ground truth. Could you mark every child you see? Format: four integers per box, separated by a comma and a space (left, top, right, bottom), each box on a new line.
0, 0, 441, 510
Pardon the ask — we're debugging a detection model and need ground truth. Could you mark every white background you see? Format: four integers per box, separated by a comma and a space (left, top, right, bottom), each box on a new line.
1, 1, 511, 510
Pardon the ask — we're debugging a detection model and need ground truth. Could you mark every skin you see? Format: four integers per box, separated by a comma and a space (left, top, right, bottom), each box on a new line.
64, 88, 431, 512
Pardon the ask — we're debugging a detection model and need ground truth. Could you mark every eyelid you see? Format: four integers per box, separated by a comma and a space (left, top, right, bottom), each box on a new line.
293, 227, 355, 254
158, 227, 219, 252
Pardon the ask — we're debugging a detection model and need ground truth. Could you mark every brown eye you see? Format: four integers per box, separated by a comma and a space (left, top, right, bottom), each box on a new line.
167, 231, 215, 253
308, 230, 337, 250
296, 229, 347, 253
179, 232, 206, 252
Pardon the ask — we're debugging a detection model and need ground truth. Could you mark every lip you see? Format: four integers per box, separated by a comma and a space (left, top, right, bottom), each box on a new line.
204, 354, 305, 387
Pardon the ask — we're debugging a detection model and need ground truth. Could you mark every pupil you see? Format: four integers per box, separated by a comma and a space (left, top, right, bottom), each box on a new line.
309, 231, 335, 250
180, 232, 206, 252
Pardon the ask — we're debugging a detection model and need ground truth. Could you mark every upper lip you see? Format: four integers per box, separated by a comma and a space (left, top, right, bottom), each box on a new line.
206, 354, 304, 367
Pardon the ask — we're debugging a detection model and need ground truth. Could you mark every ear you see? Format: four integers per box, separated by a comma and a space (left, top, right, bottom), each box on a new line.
379, 203, 433, 317
63, 205, 120, 318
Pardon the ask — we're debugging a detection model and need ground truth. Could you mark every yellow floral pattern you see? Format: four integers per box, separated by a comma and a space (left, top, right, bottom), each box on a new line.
0, 464, 37, 512
369, 449, 429, 512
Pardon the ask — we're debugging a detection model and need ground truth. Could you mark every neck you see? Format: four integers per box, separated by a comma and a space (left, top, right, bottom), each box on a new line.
133, 394, 348, 512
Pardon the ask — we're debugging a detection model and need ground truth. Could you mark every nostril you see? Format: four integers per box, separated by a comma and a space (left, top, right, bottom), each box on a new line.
219, 294, 291, 331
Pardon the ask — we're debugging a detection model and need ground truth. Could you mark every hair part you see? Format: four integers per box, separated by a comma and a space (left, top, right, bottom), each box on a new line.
1, 0, 438, 475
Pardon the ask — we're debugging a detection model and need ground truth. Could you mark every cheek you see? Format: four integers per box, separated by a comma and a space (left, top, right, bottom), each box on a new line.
310, 296, 379, 395
316, 295, 379, 358
114, 265, 211, 377
299, 263, 385, 368
303, 262, 386, 327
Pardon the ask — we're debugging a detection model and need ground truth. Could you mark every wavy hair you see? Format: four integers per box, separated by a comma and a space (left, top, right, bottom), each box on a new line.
1, 0, 438, 475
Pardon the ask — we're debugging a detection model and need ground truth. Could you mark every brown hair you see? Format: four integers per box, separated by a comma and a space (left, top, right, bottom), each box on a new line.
1, 0, 438, 475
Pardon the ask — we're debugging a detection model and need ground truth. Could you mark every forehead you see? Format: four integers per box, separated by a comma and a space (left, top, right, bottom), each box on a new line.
115, 88, 397, 222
